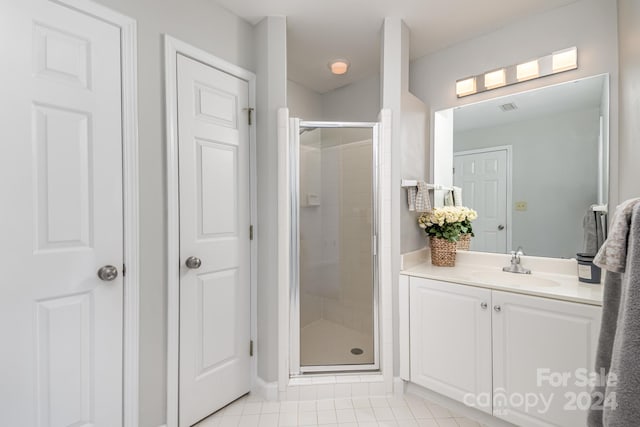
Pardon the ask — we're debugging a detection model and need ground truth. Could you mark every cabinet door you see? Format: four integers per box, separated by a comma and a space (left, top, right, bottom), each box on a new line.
492, 291, 601, 427
410, 277, 493, 413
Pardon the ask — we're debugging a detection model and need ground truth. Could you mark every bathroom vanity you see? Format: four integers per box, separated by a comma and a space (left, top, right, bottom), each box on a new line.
399, 250, 603, 427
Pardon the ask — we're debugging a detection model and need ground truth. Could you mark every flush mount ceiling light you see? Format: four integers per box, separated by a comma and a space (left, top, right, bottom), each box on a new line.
329, 59, 350, 75
455, 46, 578, 98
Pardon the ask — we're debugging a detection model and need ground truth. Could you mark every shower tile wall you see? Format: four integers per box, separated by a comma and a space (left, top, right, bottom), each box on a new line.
299, 132, 374, 364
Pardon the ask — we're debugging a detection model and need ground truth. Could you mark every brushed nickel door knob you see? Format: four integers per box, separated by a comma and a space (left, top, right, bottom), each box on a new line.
185, 256, 202, 269
97, 265, 118, 281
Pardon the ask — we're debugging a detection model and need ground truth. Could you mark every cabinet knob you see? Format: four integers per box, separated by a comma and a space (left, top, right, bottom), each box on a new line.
494, 305, 502, 313
480, 302, 488, 310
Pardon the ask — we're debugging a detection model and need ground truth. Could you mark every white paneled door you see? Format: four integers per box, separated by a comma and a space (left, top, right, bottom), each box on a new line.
454, 148, 508, 253
0, 1, 123, 426
177, 54, 251, 427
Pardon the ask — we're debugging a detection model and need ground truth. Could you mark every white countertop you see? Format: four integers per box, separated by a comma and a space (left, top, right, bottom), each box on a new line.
401, 249, 604, 306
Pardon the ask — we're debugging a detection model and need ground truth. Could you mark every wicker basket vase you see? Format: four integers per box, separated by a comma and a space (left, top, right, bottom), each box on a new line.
457, 233, 471, 251
430, 236, 457, 267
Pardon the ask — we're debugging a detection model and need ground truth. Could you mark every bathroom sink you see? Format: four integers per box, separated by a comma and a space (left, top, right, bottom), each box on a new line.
471, 271, 560, 287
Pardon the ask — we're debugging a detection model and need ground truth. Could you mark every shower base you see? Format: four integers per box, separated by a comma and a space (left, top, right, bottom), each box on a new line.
300, 319, 374, 367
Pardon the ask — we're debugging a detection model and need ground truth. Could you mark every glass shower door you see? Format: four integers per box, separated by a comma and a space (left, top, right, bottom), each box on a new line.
294, 122, 378, 372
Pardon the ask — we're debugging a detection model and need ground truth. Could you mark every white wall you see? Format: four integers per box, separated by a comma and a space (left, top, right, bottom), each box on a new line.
322, 74, 381, 122
410, 0, 619, 204
455, 107, 601, 258
254, 16, 288, 384
288, 74, 381, 123
287, 80, 323, 120
90, 1, 254, 425
617, 0, 640, 203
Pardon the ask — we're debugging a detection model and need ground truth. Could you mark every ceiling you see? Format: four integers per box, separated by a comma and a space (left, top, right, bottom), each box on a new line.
214, 0, 579, 94
454, 74, 606, 133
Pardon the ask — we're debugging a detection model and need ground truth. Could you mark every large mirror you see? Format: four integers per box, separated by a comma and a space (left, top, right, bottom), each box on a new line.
433, 74, 609, 259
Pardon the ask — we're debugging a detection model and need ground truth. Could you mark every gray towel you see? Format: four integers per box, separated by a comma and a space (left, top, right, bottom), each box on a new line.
452, 186, 463, 207
589, 203, 640, 426
415, 181, 431, 213
407, 186, 417, 211
444, 190, 454, 207
594, 199, 640, 273
584, 207, 606, 255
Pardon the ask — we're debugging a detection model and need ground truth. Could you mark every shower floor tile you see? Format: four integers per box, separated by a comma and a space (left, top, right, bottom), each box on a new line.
300, 319, 374, 366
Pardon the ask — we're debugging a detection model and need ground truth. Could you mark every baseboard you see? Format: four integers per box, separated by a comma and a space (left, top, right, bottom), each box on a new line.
405, 382, 513, 427
393, 377, 406, 397
253, 377, 278, 401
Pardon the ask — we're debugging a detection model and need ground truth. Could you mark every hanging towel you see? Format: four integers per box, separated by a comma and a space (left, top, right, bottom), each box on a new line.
593, 198, 640, 273
407, 186, 417, 211
444, 190, 454, 207
588, 202, 640, 426
452, 186, 463, 207
583, 206, 606, 255
415, 181, 432, 213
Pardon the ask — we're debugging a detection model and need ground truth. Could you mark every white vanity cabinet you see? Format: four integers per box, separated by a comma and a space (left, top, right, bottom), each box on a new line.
492, 290, 601, 427
407, 276, 602, 427
409, 277, 493, 413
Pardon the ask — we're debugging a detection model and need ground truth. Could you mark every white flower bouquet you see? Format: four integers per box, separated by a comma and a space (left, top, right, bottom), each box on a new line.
418, 206, 478, 242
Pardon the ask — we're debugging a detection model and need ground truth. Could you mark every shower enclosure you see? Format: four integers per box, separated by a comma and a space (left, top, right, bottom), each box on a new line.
290, 120, 379, 373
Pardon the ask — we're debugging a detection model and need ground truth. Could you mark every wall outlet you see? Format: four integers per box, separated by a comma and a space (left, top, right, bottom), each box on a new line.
515, 201, 528, 211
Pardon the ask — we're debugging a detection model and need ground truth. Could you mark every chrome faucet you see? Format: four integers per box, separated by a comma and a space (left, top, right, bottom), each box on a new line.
503, 246, 531, 274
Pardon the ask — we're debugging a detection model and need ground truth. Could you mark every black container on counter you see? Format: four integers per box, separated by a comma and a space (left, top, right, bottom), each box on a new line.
576, 253, 601, 284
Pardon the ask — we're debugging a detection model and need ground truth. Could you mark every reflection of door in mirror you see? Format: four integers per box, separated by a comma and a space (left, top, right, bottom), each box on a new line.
454, 147, 510, 253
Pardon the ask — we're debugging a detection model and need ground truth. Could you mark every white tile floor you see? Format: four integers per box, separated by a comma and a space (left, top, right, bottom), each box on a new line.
195, 393, 491, 427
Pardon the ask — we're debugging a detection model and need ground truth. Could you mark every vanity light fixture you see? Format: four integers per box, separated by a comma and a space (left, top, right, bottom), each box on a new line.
552, 47, 578, 73
455, 46, 578, 98
329, 59, 350, 75
484, 69, 506, 89
516, 59, 539, 81
455, 77, 477, 97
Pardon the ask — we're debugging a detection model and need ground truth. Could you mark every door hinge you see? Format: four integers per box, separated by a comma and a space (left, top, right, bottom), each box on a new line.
250, 340, 254, 357
249, 225, 254, 240
244, 107, 254, 126
122, 264, 126, 277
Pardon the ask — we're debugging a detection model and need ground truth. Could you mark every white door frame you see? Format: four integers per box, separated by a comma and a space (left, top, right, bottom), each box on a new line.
45, 1, 140, 425
453, 145, 513, 252
164, 35, 258, 427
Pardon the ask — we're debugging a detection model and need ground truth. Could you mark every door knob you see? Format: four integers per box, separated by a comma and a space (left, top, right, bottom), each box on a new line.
481, 302, 488, 310
498, 224, 505, 230
97, 265, 118, 281
494, 305, 502, 313
185, 256, 202, 269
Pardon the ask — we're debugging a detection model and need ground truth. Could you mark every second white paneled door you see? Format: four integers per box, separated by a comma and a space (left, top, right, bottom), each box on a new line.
0, 0, 124, 425
176, 54, 252, 427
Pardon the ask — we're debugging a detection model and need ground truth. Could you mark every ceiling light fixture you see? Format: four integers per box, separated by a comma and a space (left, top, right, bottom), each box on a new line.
329, 59, 350, 75
455, 46, 578, 98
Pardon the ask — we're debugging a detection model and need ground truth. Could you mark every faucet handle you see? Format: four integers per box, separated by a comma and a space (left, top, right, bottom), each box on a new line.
516, 246, 524, 256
